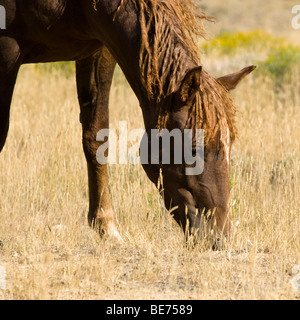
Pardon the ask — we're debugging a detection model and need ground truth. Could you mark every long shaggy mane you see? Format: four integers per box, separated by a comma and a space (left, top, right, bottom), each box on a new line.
94, 0, 237, 143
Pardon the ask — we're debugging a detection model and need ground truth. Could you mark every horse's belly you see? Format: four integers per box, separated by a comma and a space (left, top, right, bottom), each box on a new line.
22, 39, 102, 63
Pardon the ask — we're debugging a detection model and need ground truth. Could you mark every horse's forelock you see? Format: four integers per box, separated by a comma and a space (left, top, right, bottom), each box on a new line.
157, 71, 238, 146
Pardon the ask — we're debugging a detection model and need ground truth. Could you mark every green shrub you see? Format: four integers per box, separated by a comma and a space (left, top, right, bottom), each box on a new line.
202, 29, 285, 55
259, 45, 300, 85
34, 61, 75, 77
203, 30, 300, 88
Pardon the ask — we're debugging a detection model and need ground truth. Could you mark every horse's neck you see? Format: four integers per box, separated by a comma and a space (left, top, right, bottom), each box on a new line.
93, 1, 196, 123
93, 1, 146, 101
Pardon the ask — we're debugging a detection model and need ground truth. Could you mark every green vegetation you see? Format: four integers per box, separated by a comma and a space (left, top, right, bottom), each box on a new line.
34, 61, 75, 77
260, 45, 300, 86
202, 30, 285, 55
203, 30, 300, 88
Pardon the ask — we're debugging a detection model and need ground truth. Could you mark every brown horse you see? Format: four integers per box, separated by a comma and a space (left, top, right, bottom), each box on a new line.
0, 0, 255, 245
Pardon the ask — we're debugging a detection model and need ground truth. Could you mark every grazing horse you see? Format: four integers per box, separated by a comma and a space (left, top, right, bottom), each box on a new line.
0, 0, 255, 244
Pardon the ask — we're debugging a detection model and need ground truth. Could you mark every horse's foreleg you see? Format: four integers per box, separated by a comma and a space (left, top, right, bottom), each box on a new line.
0, 37, 21, 151
76, 46, 122, 242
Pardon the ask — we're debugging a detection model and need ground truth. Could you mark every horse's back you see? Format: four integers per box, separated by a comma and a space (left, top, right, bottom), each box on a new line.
1, 0, 102, 63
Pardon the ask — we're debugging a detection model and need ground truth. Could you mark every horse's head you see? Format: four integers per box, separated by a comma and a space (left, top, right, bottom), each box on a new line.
141, 65, 255, 244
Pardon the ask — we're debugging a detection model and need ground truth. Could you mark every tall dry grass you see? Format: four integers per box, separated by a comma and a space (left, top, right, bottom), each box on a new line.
0, 0, 300, 299
0, 58, 299, 299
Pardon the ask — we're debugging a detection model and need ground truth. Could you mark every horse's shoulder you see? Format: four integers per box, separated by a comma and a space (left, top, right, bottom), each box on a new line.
24, 0, 68, 29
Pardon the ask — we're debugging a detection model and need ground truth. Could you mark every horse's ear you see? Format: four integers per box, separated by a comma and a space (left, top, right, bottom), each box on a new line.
217, 65, 256, 91
179, 66, 202, 103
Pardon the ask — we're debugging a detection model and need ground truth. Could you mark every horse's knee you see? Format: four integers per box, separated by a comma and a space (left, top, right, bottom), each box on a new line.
0, 98, 11, 152
0, 39, 22, 151
0, 119, 9, 152
82, 129, 100, 162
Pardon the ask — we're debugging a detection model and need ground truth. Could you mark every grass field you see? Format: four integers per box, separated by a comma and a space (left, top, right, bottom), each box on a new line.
0, 1, 299, 300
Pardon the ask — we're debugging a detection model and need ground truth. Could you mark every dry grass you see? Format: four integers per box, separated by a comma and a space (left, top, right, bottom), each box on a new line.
0, 0, 300, 300
202, 0, 300, 46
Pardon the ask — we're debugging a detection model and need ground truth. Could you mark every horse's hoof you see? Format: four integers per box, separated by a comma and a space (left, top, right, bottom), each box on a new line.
106, 224, 124, 244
